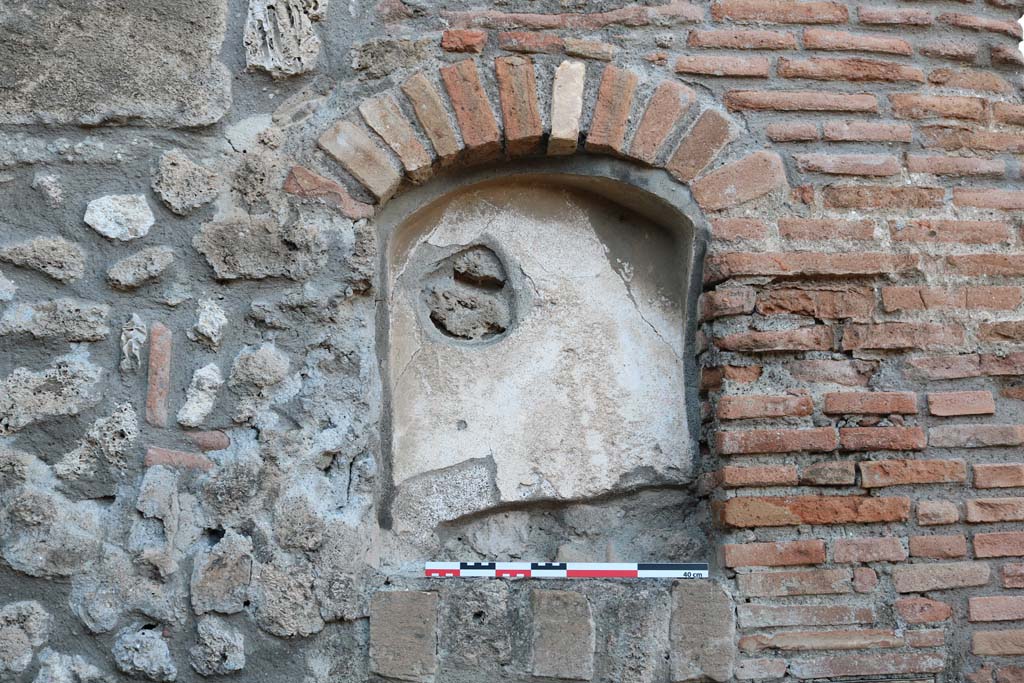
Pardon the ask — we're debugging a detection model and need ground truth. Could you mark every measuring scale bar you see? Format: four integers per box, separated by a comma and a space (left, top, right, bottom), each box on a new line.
424, 562, 709, 579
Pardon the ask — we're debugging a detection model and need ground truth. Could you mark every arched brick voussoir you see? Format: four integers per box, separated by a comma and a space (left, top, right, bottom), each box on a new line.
289, 56, 790, 219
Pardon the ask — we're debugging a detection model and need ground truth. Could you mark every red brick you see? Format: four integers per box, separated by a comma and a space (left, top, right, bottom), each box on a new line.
967, 498, 1024, 523
707, 252, 919, 284
834, 537, 908, 563
757, 287, 874, 319
692, 151, 788, 211
891, 219, 1010, 245
918, 500, 960, 526
720, 465, 799, 488
740, 628, 901, 653
712, 0, 848, 24
497, 31, 563, 54
824, 185, 944, 210
907, 155, 1005, 177
283, 166, 374, 220
920, 39, 979, 62
882, 287, 962, 312
854, 567, 878, 593
892, 561, 991, 593
922, 126, 1024, 153
843, 323, 963, 351
725, 90, 877, 113
780, 57, 924, 83
994, 102, 1024, 125
563, 38, 617, 61
970, 596, 1024, 622
789, 653, 944, 678
1003, 564, 1024, 588
715, 326, 833, 353
719, 495, 910, 527
800, 461, 856, 486
629, 81, 695, 165
701, 287, 756, 320
766, 121, 818, 141
795, 153, 899, 177
973, 630, 1024, 656
939, 12, 1023, 38
665, 110, 734, 183
955, 188, 1024, 210
440, 60, 502, 162
688, 28, 797, 49
825, 392, 917, 415
146, 322, 172, 428
948, 255, 1024, 278
738, 604, 875, 628
991, 44, 1024, 67
144, 446, 214, 472
402, 73, 463, 163
446, 4, 702, 30
441, 29, 487, 53
929, 67, 1012, 93
841, 427, 928, 452
735, 659, 787, 680
981, 321, 1024, 343
803, 27, 911, 55
711, 218, 768, 242
724, 540, 827, 567
860, 459, 967, 487
890, 93, 986, 121
975, 464, 1024, 489
724, 365, 763, 383
931, 425, 1024, 449
359, 95, 433, 182
975, 532, 1024, 558
318, 120, 402, 201
717, 426, 837, 455
186, 430, 230, 452
823, 119, 912, 142
971, 287, 1021, 310
675, 55, 770, 77
586, 65, 638, 156
858, 7, 933, 26
910, 534, 968, 559
896, 597, 953, 624
494, 55, 542, 156
737, 568, 853, 597
929, 391, 995, 417
717, 393, 813, 420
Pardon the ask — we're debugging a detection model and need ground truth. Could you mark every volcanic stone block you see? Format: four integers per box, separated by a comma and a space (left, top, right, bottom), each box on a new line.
670, 581, 736, 682
531, 589, 595, 680
370, 591, 438, 682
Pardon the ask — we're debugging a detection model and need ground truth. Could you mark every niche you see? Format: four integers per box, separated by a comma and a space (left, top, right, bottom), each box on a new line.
383, 175, 699, 541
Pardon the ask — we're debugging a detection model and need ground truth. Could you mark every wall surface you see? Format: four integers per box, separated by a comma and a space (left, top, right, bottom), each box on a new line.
1, 1, 1023, 682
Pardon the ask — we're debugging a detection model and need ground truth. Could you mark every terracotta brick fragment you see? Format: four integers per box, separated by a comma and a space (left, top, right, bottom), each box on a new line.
701, 287, 756, 320
675, 55, 770, 77
766, 121, 818, 142
716, 326, 833, 353
738, 604, 874, 628
494, 55, 542, 156
834, 537, 908, 563
973, 630, 1024, 656
146, 322, 172, 428
187, 430, 230, 452
563, 38, 617, 61
823, 120, 911, 142
795, 153, 899, 177
1003, 564, 1024, 588
318, 120, 403, 201
585, 65, 637, 156
717, 393, 812, 420
938, 12, 1023, 38
719, 495, 910, 527
735, 659, 787, 680
725, 90, 877, 112
665, 110, 734, 183
975, 532, 1024, 558
440, 60, 502, 162
991, 44, 1024, 67
441, 29, 487, 53
800, 461, 855, 486
145, 446, 214, 472
711, 218, 768, 241
724, 365, 763, 383
922, 126, 1024, 153
548, 60, 585, 156
860, 459, 966, 487
910, 535, 967, 559
854, 567, 878, 593
929, 67, 1012, 93
497, 31, 563, 54
628, 81, 695, 165
843, 323, 963, 351
779, 57, 925, 83
283, 166, 374, 219
717, 426, 837, 455
892, 561, 991, 593
931, 425, 1024, 449
825, 392, 918, 415
907, 155, 1004, 177
724, 540, 826, 567
948, 255, 1024, 277
737, 568, 853, 597
789, 653, 944, 678
720, 465, 799, 488
859, 7, 932, 26
881, 287, 961, 312
994, 102, 1024, 125
954, 189, 1024, 210
842, 427, 928, 452
401, 73, 463, 164
967, 498, 1024, 523
691, 151, 788, 211
975, 464, 1024, 489
918, 500, 960, 526
757, 287, 873, 319
740, 628, 901, 653
823, 185, 944, 209
359, 95, 433, 182
711, 0, 849, 24
896, 597, 952, 624
803, 28, 911, 55
929, 391, 995, 417
689, 28, 796, 50
890, 93, 986, 120
980, 321, 1024, 343
788, 359, 876, 387
970, 596, 1024, 622
892, 219, 1010, 245
706, 252, 918, 283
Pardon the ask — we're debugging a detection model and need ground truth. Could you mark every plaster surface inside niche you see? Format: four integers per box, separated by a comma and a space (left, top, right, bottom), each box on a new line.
386, 179, 695, 533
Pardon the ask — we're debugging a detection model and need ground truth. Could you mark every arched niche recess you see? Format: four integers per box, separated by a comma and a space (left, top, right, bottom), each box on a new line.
374, 158, 708, 556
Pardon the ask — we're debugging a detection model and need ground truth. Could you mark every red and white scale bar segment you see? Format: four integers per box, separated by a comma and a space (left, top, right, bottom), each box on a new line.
425, 562, 709, 579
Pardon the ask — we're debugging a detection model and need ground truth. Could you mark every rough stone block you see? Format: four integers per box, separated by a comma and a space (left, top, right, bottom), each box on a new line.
670, 581, 735, 682
370, 591, 438, 682
549, 60, 587, 155
531, 589, 595, 680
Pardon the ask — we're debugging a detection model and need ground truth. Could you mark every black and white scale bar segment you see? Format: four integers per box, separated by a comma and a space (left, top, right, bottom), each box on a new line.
424, 562, 709, 579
